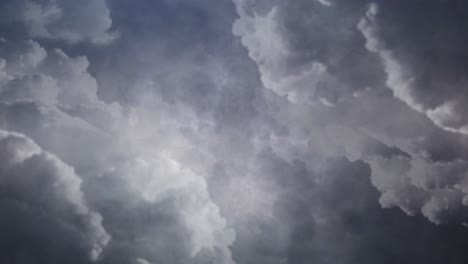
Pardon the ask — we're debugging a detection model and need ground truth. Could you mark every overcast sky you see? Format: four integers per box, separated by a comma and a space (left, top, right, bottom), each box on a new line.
2, 0, 468, 263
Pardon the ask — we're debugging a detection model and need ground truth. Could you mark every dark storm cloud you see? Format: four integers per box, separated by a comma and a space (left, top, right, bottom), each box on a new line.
279, 157, 468, 264
3, 0, 468, 264
359, 1, 468, 134
214, 147, 468, 264
0, 130, 109, 263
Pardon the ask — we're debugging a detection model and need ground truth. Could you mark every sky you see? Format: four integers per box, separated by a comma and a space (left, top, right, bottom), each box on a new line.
1, 0, 468, 263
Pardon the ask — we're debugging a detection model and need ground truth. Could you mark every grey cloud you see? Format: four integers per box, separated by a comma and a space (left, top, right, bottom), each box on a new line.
97, 147, 238, 263
1, 74, 59, 105
358, 2, 468, 134
5, 0, 468, 263
233, 0, 383, 106
0, 0, 116, 44
0, 38, 122, 169
88, 0, 261, 134
215, 146, 468, 264
364, 152, 468, 225
82, 1, 468, 263
0, 38, 101, 107
101, 156, 235, 262
232, 0, 468, 230
0, 33, 236, 263
0, 130, 109, 262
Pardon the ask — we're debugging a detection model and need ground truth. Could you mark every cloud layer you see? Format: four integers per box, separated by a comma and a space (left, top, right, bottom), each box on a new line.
3, 0, 468, 264
0, 0, 116, 43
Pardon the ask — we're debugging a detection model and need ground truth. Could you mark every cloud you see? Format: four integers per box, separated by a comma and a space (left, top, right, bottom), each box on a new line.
232, 0, 383, 105
0, 35, 236, 263
221, 148, 468, 264
0, 0, 117, 44
0, 38, 118, 169
0, 38, 102, 107
367, 155, 468, 224
91, 155, 236, 264
5, 0, 468, 263
0, 130, 109, 262
358, 2, 468, 134
232, 0, 468, 230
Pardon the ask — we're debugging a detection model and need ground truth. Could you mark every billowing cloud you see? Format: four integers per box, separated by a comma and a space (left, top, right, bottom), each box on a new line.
0, 130, 109, 262
358, 2, 468, 134
92, 155, 236, 264
0, 38, 102, 106
232, 0, 383, 105
4, 0, 468, 263
232, 0, 468, 229
0, 34, 236, 263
